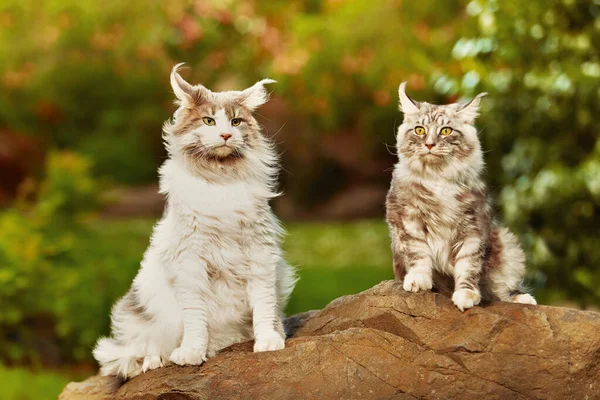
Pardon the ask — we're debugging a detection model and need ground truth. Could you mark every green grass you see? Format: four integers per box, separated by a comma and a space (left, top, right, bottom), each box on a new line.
0, 365, 71, 400
284, 220, 393, 313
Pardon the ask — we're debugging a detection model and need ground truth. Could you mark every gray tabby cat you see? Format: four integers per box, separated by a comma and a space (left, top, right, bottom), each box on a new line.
386, 83, 536, 311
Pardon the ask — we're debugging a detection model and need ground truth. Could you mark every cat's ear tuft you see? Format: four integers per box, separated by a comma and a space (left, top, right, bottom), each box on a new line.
170, 63, 209, 106
398, 82, 420, 115
456, 92, 487, 123
170, 63, 195, 104
239, 79, 276, 110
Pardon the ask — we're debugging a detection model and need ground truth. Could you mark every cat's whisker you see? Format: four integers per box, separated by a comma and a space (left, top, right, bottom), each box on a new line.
383, 142, 398, 156
253, 110, 272, 122
270, 122, 287, 139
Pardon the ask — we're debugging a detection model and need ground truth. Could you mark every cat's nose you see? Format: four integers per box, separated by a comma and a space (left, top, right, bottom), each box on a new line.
220, 133, 232, 141
425, 143, 435, 150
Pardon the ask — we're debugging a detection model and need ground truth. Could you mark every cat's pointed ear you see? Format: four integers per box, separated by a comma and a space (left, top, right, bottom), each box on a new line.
398, 82, 420, 115
170, 63, 209, 106
170, 63, 195, 104
456, 92, 487, 123
239, 79, 276, 110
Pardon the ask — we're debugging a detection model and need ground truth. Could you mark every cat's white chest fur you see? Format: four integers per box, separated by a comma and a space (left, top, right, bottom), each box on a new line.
396, 169, 464, 274
425, 179, 464, 222
160, 159, 265, 219
135, 159, 280, 358
424, 179, 462, 273
156, 159, 271, 292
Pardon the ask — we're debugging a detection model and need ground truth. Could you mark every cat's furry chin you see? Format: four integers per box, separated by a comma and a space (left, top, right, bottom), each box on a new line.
93, 64, 296, 379
178, 137, 276, 184
207, 145, 236, 158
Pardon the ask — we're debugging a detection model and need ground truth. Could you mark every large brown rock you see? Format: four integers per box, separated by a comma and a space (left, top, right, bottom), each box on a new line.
60, 281, 600, 400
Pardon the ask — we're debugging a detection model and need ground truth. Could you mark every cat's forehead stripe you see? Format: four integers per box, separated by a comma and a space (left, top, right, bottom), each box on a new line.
414, 105, 453, 126
436, 114, 449, 125
224, 104, 240, 119
201, 103, 244, 118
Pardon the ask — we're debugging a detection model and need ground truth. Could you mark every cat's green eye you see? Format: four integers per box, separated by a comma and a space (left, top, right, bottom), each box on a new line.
440, 127, 453, 136
231, 118, 242, 127
414, 126, 426, 135
202, 117, 215, 126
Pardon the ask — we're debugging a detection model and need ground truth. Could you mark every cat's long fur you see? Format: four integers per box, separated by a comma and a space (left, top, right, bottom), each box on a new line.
386, 83, 536, 311
93, 64, 296, 379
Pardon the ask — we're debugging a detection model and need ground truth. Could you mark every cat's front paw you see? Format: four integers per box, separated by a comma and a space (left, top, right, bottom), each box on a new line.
141, 355, 165, 373
254, 331, 285, 352
169, 346, 207, 366
403, 271, 433, 293
512, 293, 537, 305
452, 289, 481, 312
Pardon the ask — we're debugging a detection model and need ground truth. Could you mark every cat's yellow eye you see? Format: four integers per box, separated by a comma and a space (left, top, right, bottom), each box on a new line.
414, 126, 426, 135
231, 118, 242, 127
202, 117, 215, 126
440, 127, 453, 136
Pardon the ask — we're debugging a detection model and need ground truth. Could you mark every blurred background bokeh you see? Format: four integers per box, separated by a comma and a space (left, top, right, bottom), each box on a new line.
1, 0, 599, 398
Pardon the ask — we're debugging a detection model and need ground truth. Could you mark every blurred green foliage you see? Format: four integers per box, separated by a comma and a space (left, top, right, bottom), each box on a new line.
0, 0, 468, 183
273, 0, 465, 129
0, 151, 99, 363
436, 0, 600, 306
0, 364, 71, 400
0, 0, 277, 182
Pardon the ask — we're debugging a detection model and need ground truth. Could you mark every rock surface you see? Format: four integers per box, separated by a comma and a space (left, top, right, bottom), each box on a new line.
60, 281, 600, 400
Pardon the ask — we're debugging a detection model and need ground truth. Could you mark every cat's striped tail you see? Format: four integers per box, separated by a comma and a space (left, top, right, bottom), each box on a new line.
488, 227, 537, 305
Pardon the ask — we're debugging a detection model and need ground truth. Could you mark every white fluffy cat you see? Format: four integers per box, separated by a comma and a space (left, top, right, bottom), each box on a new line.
93, 64, 296, 379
